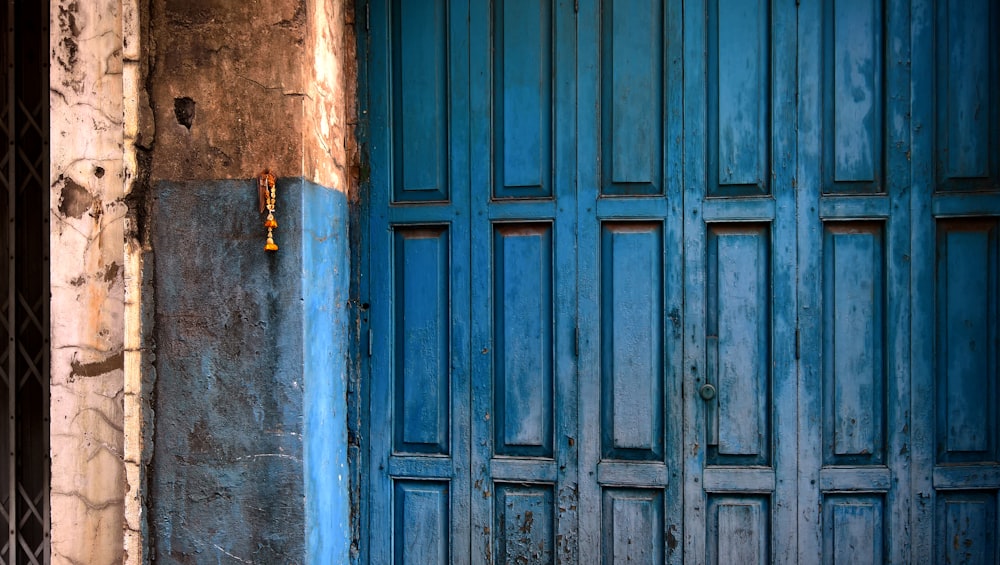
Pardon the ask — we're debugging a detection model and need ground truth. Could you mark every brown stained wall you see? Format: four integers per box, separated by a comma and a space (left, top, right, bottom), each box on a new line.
151, 0, 306, 183
147, 0, 354, 188
149, 0, 304, 180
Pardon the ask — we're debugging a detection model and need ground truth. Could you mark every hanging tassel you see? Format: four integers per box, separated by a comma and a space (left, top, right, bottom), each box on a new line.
259, 170, 278, 251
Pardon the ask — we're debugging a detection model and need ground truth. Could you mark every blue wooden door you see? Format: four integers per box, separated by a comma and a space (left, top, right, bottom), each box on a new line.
671, 0, 799, 561
361, 0, 1000, 563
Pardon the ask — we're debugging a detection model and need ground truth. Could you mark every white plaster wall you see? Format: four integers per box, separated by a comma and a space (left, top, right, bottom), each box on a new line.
49, 1, 126, 563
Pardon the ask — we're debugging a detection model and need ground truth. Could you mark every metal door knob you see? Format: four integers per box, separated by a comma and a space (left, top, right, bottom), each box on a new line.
699, 383, 717, 401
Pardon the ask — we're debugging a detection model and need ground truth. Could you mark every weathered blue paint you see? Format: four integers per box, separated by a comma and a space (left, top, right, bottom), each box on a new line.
150, 178, 349, 564
300, 180, 351, 565
361, 0, 1000, 562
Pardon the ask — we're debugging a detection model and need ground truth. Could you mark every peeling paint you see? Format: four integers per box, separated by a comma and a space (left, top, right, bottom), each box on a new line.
69, 350, 124, 380
58, 177, 95, 219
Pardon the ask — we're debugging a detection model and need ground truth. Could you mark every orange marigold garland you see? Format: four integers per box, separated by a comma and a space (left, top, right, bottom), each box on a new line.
259, 170, 278, 251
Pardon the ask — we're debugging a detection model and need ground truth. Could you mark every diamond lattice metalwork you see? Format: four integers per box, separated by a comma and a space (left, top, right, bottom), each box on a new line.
1, 1, 50, 563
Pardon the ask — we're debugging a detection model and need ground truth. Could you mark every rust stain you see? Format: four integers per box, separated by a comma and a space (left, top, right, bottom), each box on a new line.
666, 524, 678, 552
518, 510, 534, 534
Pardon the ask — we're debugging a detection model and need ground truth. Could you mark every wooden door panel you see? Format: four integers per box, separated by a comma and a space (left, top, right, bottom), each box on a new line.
706, 225, 771, 464
797, 0, 915, 561
390, 0, 449, 201
392, 228, 451, 455
908, 0, 1000, 559
494, 484, 556, 564
822, 223, 886, 466
935, 219, 999, 464
469, 1, 579, 562
935, 0, 998, 191
393, 482, 450, 564
823, 0, 885, 193
706, 497, 770, 564
709, 0, 771, 196
685, 0, 797, 561
601, 489, 666, 565
600, 0, 665, 195
600, 222, 665, 461
936, 492, 998, 565
367, 0, 473, 562
822, 495, 885, 565
493, 224, 555, 457
493, 0, 553, 198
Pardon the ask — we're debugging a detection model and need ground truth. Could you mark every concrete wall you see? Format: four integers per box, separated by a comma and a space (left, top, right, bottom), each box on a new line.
147, 179, 348, 562
138, 0, 355, 562
50, 0, 355, 562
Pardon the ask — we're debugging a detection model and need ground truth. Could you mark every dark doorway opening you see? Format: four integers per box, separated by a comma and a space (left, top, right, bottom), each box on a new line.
1, 0, 50, 563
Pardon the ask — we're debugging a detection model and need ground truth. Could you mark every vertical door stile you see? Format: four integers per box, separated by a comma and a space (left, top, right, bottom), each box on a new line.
575, 0, 601, 558
450, 2, 473, 562
771, 1, 800, 562
884, 1, 914, 563
663, 1, 687, 562
680, 0, 709, 560
553, 2, 581, 562
468, 0, 491, 558
794, 0, 824, 559
4, 0, 15, 558
364, 0, 391, 560
4, 0, 14, 558
908, 0, 935, 557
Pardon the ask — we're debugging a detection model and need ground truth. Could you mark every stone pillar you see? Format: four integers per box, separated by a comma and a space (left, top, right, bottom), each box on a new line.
139, 0, 355, 562
49, 1, 127, 564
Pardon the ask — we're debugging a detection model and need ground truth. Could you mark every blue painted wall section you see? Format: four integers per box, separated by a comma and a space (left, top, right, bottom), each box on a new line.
149, 178, 349, 563
301, 180, 351, 564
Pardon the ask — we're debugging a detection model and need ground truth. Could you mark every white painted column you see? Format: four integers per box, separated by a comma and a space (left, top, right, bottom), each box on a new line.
49, 1, 127, 563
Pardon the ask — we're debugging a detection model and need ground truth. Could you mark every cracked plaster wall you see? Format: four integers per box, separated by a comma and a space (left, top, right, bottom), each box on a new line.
49, 1, 128, 564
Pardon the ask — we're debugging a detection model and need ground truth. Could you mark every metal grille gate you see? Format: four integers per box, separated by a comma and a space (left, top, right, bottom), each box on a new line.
0, 1, 49, 564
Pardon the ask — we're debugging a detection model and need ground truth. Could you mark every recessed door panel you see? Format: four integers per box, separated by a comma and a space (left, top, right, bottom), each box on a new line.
601, 223, 664, 461
936, 219, 998, 464
707, 224, 771, 464
493, 224, 554, 456
494, 484, 555, 564
707, 497, 770, 565
936, 0, 998, 189
825, 0, 884, 192
494, 0, 553, 198
393, 228, 450, 455
602, 489, 665, 565
823, 223, 885, 465
824, 496, 884, 565
601, 0, 664, 195
710, 0, 771, 195
936, 492, 998, 565
391, 0, 449, 201
393, 481, 450, 565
